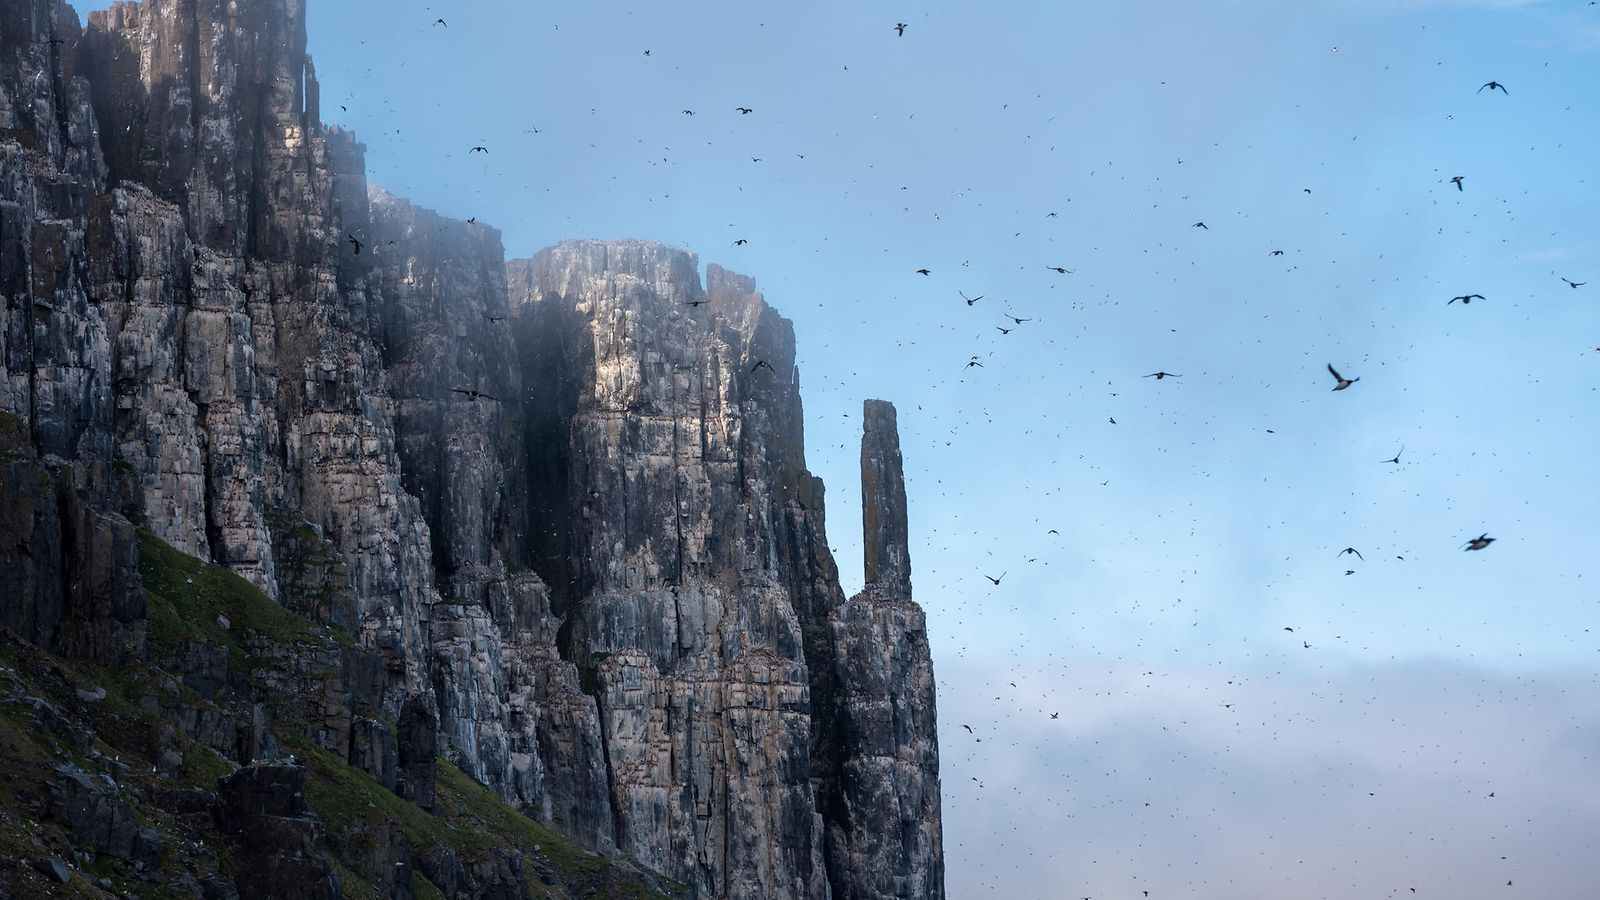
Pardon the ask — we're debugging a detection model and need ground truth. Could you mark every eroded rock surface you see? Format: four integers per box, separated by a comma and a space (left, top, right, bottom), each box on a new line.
1, 0, 944, 895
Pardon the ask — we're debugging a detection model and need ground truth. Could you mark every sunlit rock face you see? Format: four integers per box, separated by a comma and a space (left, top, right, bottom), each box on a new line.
2, 0, 944, 894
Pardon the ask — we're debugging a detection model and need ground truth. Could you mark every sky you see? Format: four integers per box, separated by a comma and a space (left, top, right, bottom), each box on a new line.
75, 0, 1600, 896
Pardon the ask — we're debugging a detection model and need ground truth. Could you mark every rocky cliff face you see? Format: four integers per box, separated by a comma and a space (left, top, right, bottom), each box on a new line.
0, 0, 943, 896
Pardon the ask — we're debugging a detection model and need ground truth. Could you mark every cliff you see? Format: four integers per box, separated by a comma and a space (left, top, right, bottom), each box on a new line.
0, 1, 943, 897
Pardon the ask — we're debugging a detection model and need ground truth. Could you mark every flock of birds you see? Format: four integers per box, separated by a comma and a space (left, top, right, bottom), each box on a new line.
311, 6, 1597, 897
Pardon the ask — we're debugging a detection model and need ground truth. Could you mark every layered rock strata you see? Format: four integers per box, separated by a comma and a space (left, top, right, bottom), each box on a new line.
1, 0, 944, 895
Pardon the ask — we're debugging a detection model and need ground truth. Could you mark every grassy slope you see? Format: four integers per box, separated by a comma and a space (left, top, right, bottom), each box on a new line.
0, 530, 685, 899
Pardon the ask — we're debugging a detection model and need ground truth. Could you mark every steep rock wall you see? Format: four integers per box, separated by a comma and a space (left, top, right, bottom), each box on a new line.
1, 0, 944, 895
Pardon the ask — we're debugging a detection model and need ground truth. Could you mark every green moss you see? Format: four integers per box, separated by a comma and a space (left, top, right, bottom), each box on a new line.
137, 528, 352, 651
181, 745, 236, 785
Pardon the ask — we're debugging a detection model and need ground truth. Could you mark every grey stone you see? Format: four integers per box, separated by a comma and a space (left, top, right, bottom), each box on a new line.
37, 857, 72, 884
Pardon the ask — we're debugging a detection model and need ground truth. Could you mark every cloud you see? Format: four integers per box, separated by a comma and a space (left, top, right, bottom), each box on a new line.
938, 655, 1600, 898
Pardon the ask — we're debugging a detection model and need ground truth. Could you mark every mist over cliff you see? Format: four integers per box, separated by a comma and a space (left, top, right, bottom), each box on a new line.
0, 1, 943, 897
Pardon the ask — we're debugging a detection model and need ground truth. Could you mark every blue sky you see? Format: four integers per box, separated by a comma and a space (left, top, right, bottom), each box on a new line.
74, 0, 1600, 895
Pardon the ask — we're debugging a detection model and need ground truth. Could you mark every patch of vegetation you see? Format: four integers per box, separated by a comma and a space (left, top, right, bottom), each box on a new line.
292, 732, 685, 900
0, 532, 686, 899
138, 528, 352, 651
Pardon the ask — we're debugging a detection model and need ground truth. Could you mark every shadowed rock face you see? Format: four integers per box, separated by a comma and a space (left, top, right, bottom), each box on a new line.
1, 0, 943, 895
862, 399, 912, 598
508, 242, 944, 898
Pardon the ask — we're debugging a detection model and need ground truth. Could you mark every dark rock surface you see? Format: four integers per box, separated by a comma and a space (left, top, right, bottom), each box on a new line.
215, 763, 342, 900
0, 0, 944, 896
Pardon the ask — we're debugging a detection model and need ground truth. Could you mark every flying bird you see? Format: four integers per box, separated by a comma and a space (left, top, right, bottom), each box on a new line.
733, 239, 748, 246
1192, 221, 1208, 230
1338, 547, 1364, 561
468, 145, 487, 153
1143, 371, 1181, 380
481, 313, 507, 323
960, 291, 983, 305
1327, 363, 1359, 391
1461, 534, 1496, 551
996, 326, 1013, 335
1448, 294, 1484, 305
915, 268, 931, 276
1382, 446, 1403, 464
895, 22, 908, 36
751, 360, 777, 374
347, 234, 363, 255
736, 107, 753, 114
1478, 81, 1508, 94
984, 572, 1006, 585
451, 388, 498, 402
1046, 266, 1074, 274
681, 109, 695, 116
1450, 176, 1464, 191
1004, 314, 1031, 324
1562, 277, 1585, 288
960, 724, 973, 733
434, 18, 446, 26
1270, 250, 1284, 256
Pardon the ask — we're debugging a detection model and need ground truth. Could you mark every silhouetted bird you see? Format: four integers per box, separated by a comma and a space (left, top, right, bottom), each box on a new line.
736, 107, 753, 114
1144, 371, 1180, 380
1382, 446, 1403, 464
469, 146, 487, 153
895, 22, 908, 36
1004, 314, 1031, 324
960, 724, 972, 733
984, 572, 1006, 585
997, 326, 1013, 335
1478, 81, 1508, 94
916, 268, 932, 276
681, 109, 695, 116
733, 239, 748, 246
1450, 176, 1464, 191
1449, 293, 1485, 305
1192, 222, 1208, 230
751, 360, 777, 374
960, 291, 983, 305
481, 313, 506, 322
1338, 547, 1363, 561
1562, 277, 1585, 288
1328, 363, 1359, 391
1046, 266, 1074, 274
1271, 250, 1284, 256
451, 388, 497, 402
434, 18, 446, 26
347, 234, 363, 255
1462, 534, 1496, 551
